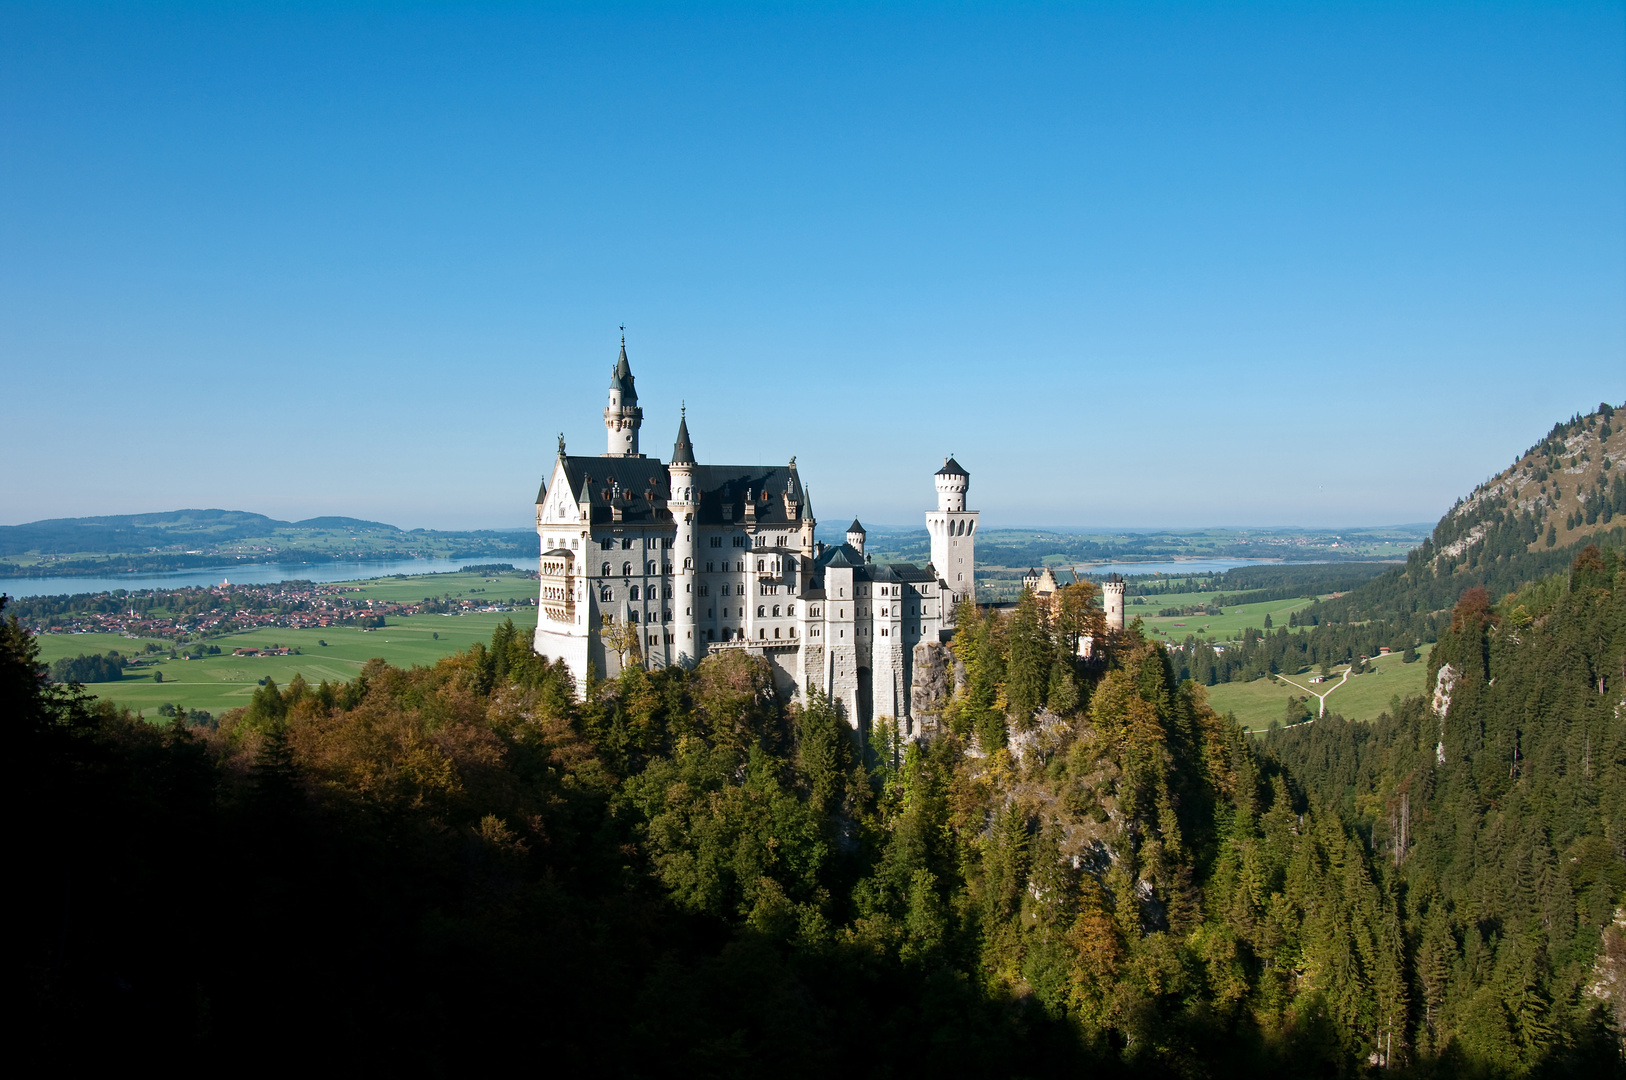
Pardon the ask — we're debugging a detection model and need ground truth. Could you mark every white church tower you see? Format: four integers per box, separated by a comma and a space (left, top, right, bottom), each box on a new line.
926, 457, 978, 609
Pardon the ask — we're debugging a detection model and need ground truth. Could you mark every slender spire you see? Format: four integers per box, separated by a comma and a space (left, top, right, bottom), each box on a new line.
609, 332, 636, 399
671, 404, 695, 464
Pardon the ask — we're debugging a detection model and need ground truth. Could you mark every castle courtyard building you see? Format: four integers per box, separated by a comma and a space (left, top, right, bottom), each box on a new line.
532, 341, 978, 734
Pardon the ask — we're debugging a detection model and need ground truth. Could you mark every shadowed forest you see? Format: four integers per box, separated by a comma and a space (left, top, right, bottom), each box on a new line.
13, 543, 1626, 1076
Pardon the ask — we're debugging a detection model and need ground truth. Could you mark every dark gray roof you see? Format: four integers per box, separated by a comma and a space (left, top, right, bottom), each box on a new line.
610, 342, 637, 399
534, 476, 548, 504
888, 563, 938, 583
553, 455, 809, 529
690, 464, 805, 527
558, 455, 673, 526
847, 518, 865, 534
936, 456, 968, 477
671, 411, 695, 464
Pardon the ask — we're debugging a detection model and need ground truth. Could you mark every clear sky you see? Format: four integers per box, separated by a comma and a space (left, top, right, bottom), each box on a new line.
2, 2, 1622, 531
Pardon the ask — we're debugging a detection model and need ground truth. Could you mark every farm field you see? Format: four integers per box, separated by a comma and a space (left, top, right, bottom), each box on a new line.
1205, 644, 1434, 732
1134, 595, 1320, 643
36, 609, 536, 720
342, 570, 536, 604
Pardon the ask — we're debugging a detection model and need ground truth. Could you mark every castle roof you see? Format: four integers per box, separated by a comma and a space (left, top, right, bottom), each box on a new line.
609, 341, 637, 400
551, 455, 810, 530
847, 518, 866, 534
671, 410, 695, 464
936, 456, 968, 477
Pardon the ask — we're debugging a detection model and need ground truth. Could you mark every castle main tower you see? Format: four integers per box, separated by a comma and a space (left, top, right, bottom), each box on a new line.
926, 457, 978, 612
1102, 574, 1126, 630
670, 409, 701, 666
604, 337, 643, 457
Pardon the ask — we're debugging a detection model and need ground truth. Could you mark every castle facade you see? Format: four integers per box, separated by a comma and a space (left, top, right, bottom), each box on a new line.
532, 341, 978, 733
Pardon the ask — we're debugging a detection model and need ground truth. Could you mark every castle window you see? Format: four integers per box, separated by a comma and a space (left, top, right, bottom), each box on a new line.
622, 561, 633, 576
736, 562, 744, 572
882, 629, 887, 636
602, 562, 612, 576
600, 587, 613, 602
772, 605, 780, 617
787, 605, 794, 615
721, 584, 730, 595
630, 586, 640, 600
811, 607, 818, 617
812, 628, 819, 637
684, 557, 692, 569
759, 628, 766, 639
756, 559, 764, 571
706, 562, 714, 572
646, 561, 657, 575
732, 536, 744, 548
661, 538, 672, 549
757, 605, 766, 617
774, 627, 781, 638
790, 626, 796, 637
699, 585, 709, 596
601, 538, 613, 550
710, 537, 721, 547
629, 611, 639, 623
622, 538, 633, 550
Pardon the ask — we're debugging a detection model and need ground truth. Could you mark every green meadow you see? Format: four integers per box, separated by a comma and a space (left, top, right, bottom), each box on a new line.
1204, 644, 1435, 732
1130, 593, 1320, 644
35, 608, 535, 720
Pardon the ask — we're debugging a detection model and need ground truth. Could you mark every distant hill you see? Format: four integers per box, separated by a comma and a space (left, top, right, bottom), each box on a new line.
0, 509, 532, 577
1295, 400, 1625, 630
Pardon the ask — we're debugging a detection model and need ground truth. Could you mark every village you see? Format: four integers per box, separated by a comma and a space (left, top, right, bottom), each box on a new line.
12, 578, 531, 642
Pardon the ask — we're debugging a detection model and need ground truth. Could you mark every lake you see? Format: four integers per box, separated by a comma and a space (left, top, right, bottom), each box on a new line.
0, 557, 520, 599
1066, 558, 1322, 577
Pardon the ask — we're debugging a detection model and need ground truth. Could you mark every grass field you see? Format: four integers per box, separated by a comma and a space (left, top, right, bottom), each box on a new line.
341, 570, 536, 604
1134, 595, 1320, 644
1204, 644, 1434, 732
35, 609, 536, 719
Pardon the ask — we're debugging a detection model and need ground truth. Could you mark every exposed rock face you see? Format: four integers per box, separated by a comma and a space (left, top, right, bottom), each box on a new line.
1432, 663, 1459, 764
911, 641, 952, 737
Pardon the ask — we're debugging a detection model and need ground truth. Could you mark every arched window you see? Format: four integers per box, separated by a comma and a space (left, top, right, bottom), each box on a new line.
790, 626, 796, 637
683, 557, 692, 569
758, 628, 765, 639
774, 627, 781, 638
757, 605, 766, 617
629, 611, 639, 623
622, 561, 632, 576
772, 605, 780, 617
630, 586, 640, 600
647, 561, 656, 575
756, 559, 764, 571
601, 562, 612, 576
600, 586, 612, 602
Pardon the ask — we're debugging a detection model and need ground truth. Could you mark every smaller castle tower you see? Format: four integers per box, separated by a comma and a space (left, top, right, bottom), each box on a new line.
846, 519, 866, 558
1102, 574, 1126, 630
603, 336, 643, 457
670, 408, 700, 666
926, 457, 978, 610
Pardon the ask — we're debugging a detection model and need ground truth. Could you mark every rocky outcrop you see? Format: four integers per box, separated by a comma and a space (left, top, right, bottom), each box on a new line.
911, 641, 953, 738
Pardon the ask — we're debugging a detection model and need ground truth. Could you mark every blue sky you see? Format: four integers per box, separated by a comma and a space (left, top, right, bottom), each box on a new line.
2, 2, 1622, 531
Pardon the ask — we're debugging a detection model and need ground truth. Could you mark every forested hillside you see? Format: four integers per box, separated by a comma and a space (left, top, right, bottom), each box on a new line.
1267, 547, 1626, 1071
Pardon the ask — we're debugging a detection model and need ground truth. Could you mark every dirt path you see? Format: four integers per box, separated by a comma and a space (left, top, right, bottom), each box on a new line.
1273, 664, 1353, 719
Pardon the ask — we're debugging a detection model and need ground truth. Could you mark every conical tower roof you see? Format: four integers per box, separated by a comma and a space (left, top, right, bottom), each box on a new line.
847, 518, 866, 535
609, 338, 637, 400
936, 456, 968, 477
671, 407, 695, 465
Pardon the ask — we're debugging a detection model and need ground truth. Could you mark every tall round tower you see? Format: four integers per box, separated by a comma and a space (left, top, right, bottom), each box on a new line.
927, 457, 978, 613
604, 336, 643, 457
934, 457, 969, 511
669, 409, 700, 665
846, 518, 866, 558
1102, 574, 1126, 631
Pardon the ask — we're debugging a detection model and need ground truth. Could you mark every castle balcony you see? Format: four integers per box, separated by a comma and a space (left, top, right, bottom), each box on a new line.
539, 548, 577, 625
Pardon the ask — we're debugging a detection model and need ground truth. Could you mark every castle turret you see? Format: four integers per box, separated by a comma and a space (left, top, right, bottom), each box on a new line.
846, 518, 866, 557
670, 408, 700, 665
603, 336, 643, 457
926, 456, 978, 613
1102, 574, 1126, 631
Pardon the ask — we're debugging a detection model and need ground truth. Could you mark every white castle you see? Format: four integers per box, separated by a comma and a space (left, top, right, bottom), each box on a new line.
532, 339, 979, 732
